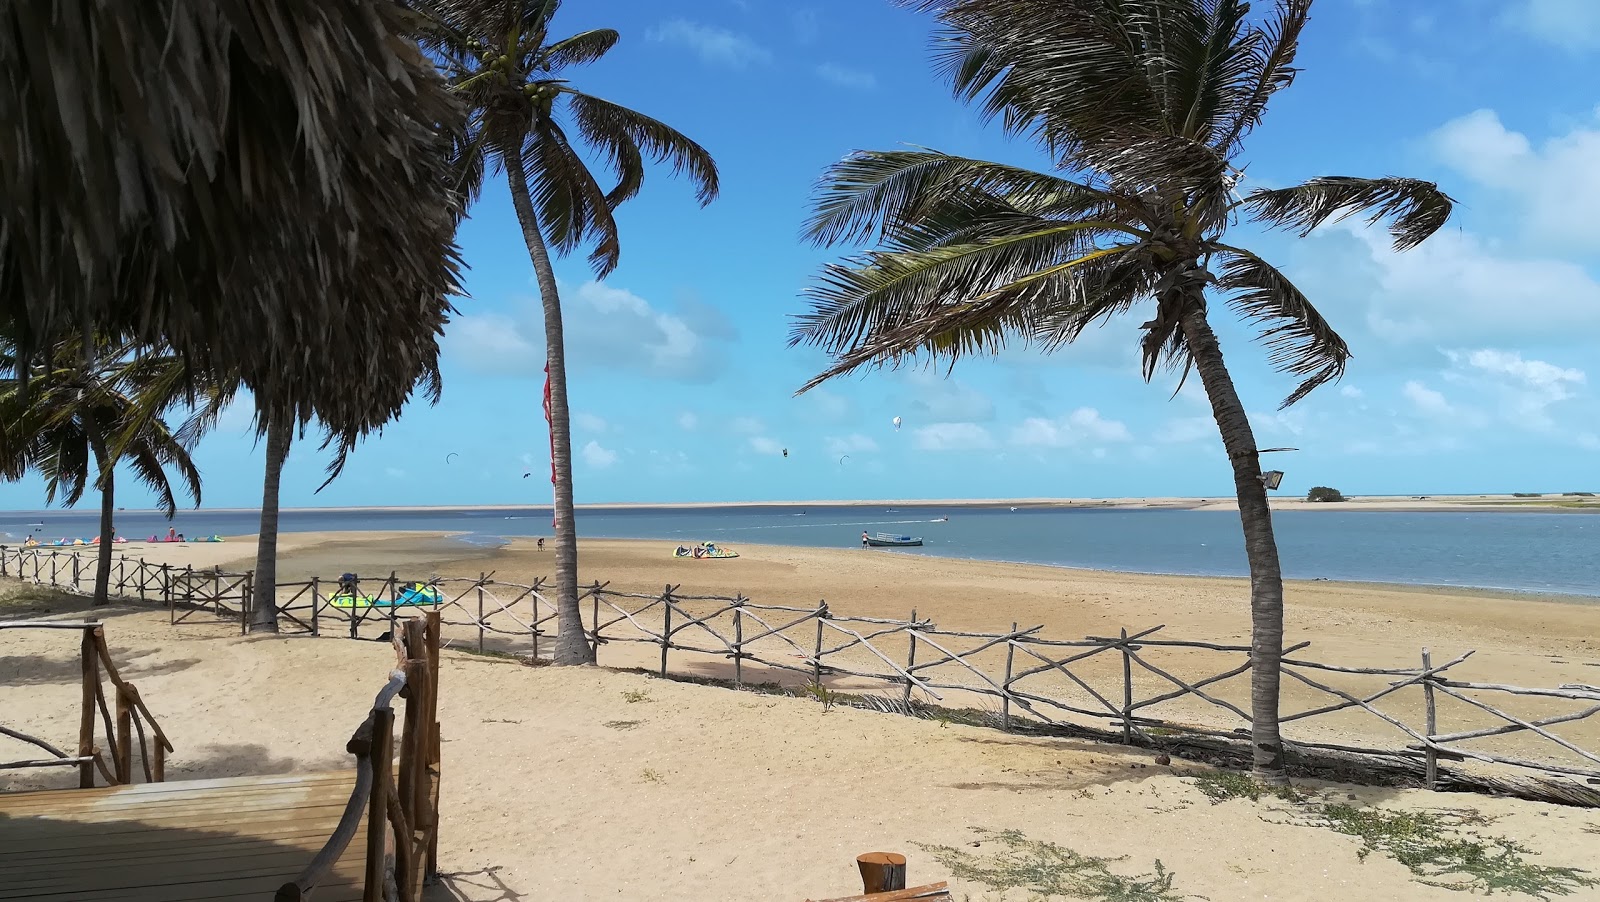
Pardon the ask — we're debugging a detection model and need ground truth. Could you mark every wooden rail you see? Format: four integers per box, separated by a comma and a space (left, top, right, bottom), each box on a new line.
275, 611, 442, 902
0, 620, 172, 786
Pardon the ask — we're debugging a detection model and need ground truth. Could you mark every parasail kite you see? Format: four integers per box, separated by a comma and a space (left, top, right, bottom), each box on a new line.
782, 448, 788, 458
892, 416, 902, 431
445, 452, 459, 465
839, 455, 850, 466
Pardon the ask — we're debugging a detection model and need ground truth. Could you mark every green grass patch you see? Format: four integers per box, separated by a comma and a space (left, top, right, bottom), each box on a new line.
1189, 773, 1595, 899
1192, 771, 1304, 804
914, 828, 1189, 901
639, 767, 665, 784
1312, 804, 1596, 898
603, 719, 642, 731
620, 688, 651, 704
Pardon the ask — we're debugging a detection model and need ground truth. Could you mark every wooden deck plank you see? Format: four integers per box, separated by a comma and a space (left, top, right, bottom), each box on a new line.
0, 771, 365, 901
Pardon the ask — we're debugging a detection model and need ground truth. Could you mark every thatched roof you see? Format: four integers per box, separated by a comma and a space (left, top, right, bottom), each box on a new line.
0, 0, 466, 438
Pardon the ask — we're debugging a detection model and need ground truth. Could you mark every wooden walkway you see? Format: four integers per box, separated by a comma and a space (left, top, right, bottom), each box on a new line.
0, 771, 365, 901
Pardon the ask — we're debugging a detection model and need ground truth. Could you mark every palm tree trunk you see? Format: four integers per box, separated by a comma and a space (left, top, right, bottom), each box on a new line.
1180, 304, 1287, 782
249, 413, 292, 633
89, 440, 114, 606
505, 146, 592, 665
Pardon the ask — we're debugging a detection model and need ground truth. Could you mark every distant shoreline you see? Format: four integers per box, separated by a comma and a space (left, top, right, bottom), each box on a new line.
8, 492, 1595, 516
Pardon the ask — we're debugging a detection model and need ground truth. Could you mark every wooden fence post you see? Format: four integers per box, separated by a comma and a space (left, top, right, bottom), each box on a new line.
0, 546, 8, 578
857, 852, 907, 893
590, 585, 601, 664
79, 627, 98, 788
365, 707, 394, 902
1120, 628, 1134, 744
387, 571, 399, 636
732, 600, 744, 687
530, 581, 540, 660
1002, 621, 1017, 732
311, 576, 321, 637
115, 687, 132, 784
660, 586, 672, 677
902, 609, 918, 712
476, 572, 486, 654
813, 602, 828, 687
241, 572, 252, 635
1423, 648, 1438, 790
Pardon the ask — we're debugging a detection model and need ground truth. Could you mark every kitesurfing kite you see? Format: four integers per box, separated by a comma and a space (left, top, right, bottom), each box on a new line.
892, 416, 902, 431
839, 455, 850, 466
782, 448, 788, 458
445, 452, 459, 465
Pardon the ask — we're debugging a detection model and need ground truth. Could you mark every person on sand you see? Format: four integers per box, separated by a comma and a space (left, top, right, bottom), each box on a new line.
862, 531, 870, 547
537, 537, 545, 551
166, 527, 177, 542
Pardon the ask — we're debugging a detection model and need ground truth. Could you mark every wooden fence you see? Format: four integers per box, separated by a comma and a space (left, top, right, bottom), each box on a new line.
277, 612, 442, 902
0, 620, 173, 787
6, 544, 1600, 797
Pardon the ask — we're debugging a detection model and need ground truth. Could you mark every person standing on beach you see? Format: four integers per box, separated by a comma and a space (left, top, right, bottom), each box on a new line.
861, 531, 870, 547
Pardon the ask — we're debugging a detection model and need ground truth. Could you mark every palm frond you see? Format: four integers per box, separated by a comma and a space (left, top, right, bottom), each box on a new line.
541, 28, 619, 69
524, 117, 623, 275
1213, 245, 1348, 407
804, 149, 1135, 247
563, 89, 720, 207
1241, 176, 1456, 251
1210, 0, 1311, 157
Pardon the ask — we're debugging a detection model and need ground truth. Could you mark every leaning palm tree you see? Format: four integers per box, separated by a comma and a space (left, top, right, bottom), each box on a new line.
0, 337, 203, 605
791, 0, 1452, 781
417, 0, 719, 664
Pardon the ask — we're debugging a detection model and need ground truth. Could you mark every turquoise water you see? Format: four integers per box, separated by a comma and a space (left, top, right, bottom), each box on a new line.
2, 504, 1595, 598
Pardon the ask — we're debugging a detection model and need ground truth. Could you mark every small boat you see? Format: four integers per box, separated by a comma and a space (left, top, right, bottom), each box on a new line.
865, 533, 922, 547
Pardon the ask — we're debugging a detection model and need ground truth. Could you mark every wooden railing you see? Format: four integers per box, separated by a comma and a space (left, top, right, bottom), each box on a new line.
0, 620, 172, 787
275, 611, 442, 902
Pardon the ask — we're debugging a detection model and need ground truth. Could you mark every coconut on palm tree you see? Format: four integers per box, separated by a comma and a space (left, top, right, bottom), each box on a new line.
0, 338, 204, 604
417, 0, 719, 664
791, 0, 1453, 781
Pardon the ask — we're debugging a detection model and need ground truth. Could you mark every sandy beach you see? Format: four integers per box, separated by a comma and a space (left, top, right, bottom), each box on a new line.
5, 532, 1600, 899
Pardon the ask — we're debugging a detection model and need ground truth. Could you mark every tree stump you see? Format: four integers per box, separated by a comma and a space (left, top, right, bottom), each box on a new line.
857, 852, 907, 894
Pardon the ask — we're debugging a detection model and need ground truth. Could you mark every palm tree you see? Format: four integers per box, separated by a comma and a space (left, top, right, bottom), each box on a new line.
790, 0, 1453, 781
417, 0, 720, 664
0, 338, 204, 604
2, 0, 466, 456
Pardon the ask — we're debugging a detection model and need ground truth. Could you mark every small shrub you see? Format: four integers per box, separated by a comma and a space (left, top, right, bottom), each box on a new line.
1193, 771, 1304, 804
621, 688, 651, 704
1306, 486, 1346, 503
914, 828, 1188, 902
603, 719, 642, 731
640, 767, 665, 783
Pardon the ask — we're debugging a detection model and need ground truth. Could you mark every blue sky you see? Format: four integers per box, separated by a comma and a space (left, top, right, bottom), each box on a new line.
5, 0, 1599, 511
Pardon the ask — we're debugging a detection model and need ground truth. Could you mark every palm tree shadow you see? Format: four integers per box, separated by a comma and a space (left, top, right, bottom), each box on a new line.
428, 866, 526, 901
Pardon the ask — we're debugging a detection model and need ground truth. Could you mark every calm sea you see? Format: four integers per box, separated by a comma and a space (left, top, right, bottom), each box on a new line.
2, 504, 1595, 598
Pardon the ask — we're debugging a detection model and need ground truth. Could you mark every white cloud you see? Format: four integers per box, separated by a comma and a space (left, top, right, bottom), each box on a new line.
581, 441, 618, 469
1156, 416, 1214, 444
574, 413, 610, 434
748, 436, 785, 456
1403, 380, 1454, 417
825, 434, 879, 456
1579, 433, 1600, 451
1443, 348, 1587, 430
677, 412, 699, 431
729, 416, 765, 435
1339, 385, 1365, 399
816, 63, 877, 90
902, 372, 996, 422
647, 19, 772, 67
1431, 109, 1600, 249
801, 388, 853, 422
1343, 226, 1600, 344
913, 422, 996, 451
443, 313, 539, 374
1010, 408, 1132, 448
1505, 0, 1600, 50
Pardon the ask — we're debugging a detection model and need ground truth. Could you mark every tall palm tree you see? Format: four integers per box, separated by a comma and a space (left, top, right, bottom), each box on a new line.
791, 0, 1453, 781
417, 0, 719, 664
0, 338, 204, 604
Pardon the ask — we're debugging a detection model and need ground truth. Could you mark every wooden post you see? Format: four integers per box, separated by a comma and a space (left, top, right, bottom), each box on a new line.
1002, 621, 1017, 732
1120, 628, 1134, 744
660, 587, 672, 678
241, 572, 252, 635
813, 602, 829, 687
902, 609, 918, 712
476, 573, 486, 653
115, 687, 133, 784
387, 571, 399, 637
732, 601, 744, 687
50, 552, 57, 587
1422, 648, 1438, 790
311, 576, 321, 637
530, 582, 540, 659
365, 707, 394, 902
857, 852, 907, 893
590, 587, 600, 663
71, 554, 80, 588
79, 627, 98, 788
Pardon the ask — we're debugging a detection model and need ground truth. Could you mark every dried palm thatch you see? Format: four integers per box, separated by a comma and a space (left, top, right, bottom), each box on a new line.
0, 0, 466, 442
